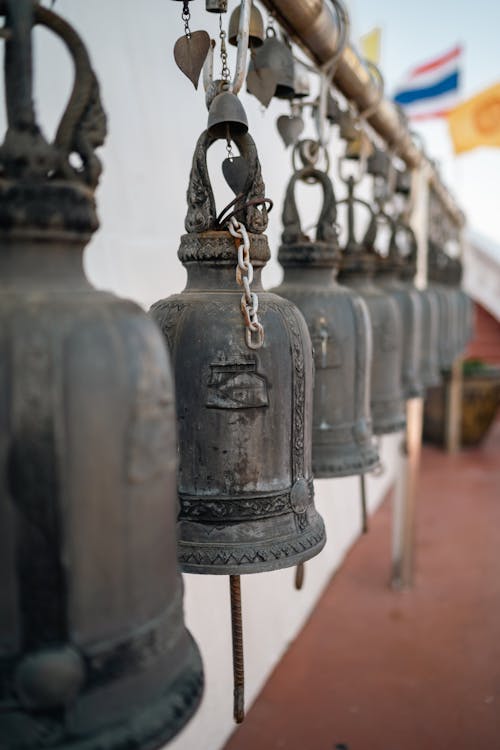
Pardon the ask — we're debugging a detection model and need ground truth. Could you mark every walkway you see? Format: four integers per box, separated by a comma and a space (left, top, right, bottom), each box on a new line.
224, 423, 500, 750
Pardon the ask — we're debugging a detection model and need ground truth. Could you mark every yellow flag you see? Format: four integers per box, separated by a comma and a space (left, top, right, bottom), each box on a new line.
360, 27, 381, 65
447, 82, 500, 154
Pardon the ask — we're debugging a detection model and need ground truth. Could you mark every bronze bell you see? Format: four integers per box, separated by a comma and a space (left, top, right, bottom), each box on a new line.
375, 224, 425, 399
398, 238, 442, 389
338, 177, 406, 435
150, 128, 325, 722
428, 242, 458, 371
228, 1, 264, 47
0, 3, 203, 748
271, 164, 379, 477
207, 90, 249, 139
151, 129, 325, 574
247, 31, 295, 100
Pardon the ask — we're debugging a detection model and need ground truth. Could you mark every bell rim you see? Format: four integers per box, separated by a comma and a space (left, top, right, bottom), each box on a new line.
178, 512, 326, 575
312, 444, 380, 478
0, 633, 204, 750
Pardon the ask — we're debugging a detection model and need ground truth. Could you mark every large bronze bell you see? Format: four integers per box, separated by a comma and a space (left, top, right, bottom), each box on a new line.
375, 225, 425, 399
0, 4, 203, 748
247, 30, 295, 100
428, 242, 458, 371
398, 235, 441, 389
150, 129, 325, 722
271, 164, 379, 477
338, 177, 406, 435
151, 130, 325, 573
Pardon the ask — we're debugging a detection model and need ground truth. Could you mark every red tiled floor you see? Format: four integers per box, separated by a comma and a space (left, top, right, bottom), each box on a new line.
224, 423, 500, 750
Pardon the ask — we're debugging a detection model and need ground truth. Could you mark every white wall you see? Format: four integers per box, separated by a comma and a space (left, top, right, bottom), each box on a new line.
24, 2, 400, 748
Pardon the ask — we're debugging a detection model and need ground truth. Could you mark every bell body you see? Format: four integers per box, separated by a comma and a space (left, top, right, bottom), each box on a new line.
0, 209, 203, 749
338, 265, 406, 435
248, 35, 295, 99
429, 281, 456, 371
416, 286, 441, 388
272, 259, 379, 477
375, 268, 424, 399
151, 232, 326, 575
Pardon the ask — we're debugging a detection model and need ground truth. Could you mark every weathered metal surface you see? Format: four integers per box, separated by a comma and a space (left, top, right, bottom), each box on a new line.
375, 226, 425, 400
151, 130, 326, 575
399, 239, 441, 389
247, 32, 295, 103
0, 4, 203, 748
271, 163, 379, 477
338, 178, 406, 435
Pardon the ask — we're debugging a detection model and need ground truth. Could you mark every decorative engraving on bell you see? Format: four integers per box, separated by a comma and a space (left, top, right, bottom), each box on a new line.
338, 177, 406, 435
270, 163, 379, 477
228, 1, 264, 47
375, 224, 425, 400
247, 31, 295, 101
207, 89, 249, 139
150, 129, 326, 574
0, 3, 203, 747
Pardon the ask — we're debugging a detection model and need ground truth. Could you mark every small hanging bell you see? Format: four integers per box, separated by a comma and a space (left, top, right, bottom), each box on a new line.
338, 178, 406, 435
206, 0, 228, 11
0, 4, 203, 748
228, 1, 264, 47
207, 89, 249, 139
271, 163, 379, 477
247, 30, 295, 101
293, 60, 311, 99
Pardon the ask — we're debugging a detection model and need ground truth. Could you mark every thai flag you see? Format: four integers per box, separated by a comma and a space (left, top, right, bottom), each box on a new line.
393, 45, 463, 120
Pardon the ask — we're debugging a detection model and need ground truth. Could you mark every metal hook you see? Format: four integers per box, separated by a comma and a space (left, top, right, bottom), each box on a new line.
357, 59, 385, 121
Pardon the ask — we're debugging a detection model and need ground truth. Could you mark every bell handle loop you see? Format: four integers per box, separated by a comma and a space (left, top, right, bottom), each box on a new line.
357, 59, 385, 122
337, 179, 374, 251
230, 0, 251, 95
316, 0, 349, 147
292, 139, 330, 176
2, 0, 36, 131
185, 129, 268, 234
282, 165, 337, 246
36, 5, 106, 189
0, 2, 106, 189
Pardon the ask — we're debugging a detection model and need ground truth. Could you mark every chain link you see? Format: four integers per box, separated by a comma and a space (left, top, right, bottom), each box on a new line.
182, 0, 191, 38
228, 216, 264, 350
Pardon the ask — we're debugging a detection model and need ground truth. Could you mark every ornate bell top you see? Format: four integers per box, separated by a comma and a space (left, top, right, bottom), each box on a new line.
0, 2, 106, 241
338, 176, 377, 278
278, 165, 340, 271
428, 242, 462, 286
178, 129, 271, 273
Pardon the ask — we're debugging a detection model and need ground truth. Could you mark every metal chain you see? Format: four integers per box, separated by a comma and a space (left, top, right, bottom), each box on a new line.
219, 15, 231, 83
228, 216, 264, 350
182, 0, 191, 38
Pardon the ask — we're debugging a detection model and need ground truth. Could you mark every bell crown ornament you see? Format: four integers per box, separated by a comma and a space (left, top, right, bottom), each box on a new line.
272, 160, 379, 477
0, 3, 203, 748
151, 128, 326, 575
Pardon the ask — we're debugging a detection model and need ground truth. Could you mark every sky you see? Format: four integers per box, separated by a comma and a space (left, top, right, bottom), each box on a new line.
348, 0, 500, 245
